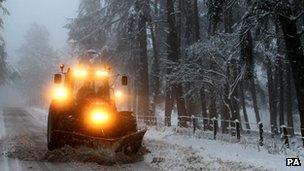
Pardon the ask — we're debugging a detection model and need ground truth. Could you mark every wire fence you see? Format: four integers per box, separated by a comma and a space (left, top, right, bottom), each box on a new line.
136, 115, 304, 150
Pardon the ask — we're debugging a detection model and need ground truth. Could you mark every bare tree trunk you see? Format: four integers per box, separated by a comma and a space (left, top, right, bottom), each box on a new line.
240, 79, 250, 130
179, 0, 196, 118
225, 60, 241, 132
230, 60, 241, 123
222, 83, 230, 133
165, 88, 174, 126
285, 61, 294, 136
200, 86, 208, 129
193, 0, 200, 41
278, 57, 285, 131
135, 0, 150, 123
240, 30, 261, 123
278, 10, 304, 144
265, 56, 278, 134
165, 0, 187, 127
164, 0, 176, 127
150, 24, 160, 116
174, 84, 188, 126
249, 77, 261, 123
127, 14, 139, 116
158, 0, 167, 60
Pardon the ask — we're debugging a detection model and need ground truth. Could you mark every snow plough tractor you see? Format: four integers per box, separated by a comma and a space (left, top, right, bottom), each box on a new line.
47, 60, 146, 154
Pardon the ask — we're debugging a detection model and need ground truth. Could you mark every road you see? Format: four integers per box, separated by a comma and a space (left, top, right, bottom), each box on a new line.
0, 107, 155, 171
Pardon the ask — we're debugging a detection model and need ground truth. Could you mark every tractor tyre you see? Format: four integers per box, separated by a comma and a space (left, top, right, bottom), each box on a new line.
47, 104, 60, 151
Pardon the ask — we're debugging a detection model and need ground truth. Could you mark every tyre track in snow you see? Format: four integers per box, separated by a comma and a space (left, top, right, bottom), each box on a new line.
0, 107, 9, 171
0, 107, 57, 170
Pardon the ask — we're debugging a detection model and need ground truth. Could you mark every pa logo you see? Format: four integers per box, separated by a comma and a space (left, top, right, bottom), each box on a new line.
286, 158, 301, 166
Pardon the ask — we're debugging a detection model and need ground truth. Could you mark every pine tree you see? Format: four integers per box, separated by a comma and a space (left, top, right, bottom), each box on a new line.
134, 0, 151, 122
165, 0, 187, 127
66, 0, 106, 52
17, 24, 58, 105
0, 0, 8, 85
240, 16, 261, 124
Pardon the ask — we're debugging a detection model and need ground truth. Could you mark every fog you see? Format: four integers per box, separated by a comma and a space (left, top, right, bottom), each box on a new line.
2, 0, 79, 65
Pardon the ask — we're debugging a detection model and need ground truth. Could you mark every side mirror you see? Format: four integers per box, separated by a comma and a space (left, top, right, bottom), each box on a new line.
60, 64, 65, 72
121, 75, 128, 86
54, 74, 62, 84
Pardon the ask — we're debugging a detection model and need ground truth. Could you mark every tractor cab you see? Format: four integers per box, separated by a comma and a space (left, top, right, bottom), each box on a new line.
52, 64, 128, 108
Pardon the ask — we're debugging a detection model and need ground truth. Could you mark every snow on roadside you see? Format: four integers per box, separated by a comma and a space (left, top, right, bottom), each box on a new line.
26, 107, 48, 125
144, 127, 304, 171
0, 135, 46, 161
0, 108, 6, 139
0, 86, 25, 108
144, 139, 264, 171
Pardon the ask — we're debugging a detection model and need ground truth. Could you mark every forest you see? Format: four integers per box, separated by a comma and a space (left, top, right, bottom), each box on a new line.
1, 0, 304, 143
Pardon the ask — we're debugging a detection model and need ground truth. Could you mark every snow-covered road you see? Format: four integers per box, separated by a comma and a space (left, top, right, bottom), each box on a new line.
0, 107, 155, 171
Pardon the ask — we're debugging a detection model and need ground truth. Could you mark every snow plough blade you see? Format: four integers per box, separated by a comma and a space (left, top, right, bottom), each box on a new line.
52, 129, 147, 153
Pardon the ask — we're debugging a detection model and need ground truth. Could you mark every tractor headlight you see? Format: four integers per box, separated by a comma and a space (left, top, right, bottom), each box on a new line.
115, 90, 123, 99
96, 70, 109, 78
53, 86, 68, 100
74, 69, 87, 78
90, 109, 110, 125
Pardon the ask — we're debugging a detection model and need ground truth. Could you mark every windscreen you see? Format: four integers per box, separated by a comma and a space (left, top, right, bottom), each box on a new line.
72, 79, 113, 102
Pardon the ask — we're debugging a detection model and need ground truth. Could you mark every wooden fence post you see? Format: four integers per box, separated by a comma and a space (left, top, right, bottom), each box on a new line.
235, 119, 240, 140
212, 117, 218, 140
258, 122, 264, 146
282, 126, 289, 148
203, 118, 208, 131
192, 115, 197, 134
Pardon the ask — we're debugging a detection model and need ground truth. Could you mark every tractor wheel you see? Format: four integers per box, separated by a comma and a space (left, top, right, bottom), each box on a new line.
119, 111, 137, 134
47, 105, 60, 151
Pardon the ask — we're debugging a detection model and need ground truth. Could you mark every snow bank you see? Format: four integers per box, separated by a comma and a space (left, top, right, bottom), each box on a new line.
145, 139, 264, 171
0, 135, 46, 161
144, 127, 304, 171
26, 107, 48, 126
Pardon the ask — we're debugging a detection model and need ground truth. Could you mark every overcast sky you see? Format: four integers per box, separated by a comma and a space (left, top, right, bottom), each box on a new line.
2, 0, 79, 65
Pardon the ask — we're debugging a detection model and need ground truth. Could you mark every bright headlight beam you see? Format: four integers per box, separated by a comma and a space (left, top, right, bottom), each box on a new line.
91, 110, 109, 124
96, 70, 109, 77
115, 91, 123, 99
54, 87, 68, 100
74, 69, 87, 78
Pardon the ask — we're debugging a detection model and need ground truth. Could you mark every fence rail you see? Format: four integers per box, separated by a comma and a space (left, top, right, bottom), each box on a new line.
136, 115, 304, 148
